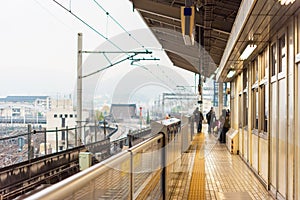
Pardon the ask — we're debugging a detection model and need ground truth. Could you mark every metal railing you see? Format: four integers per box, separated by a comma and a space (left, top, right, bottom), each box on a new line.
0, 146, 82, 200
25, 116, 194, 200
0, 124, 117, 168
0, 120, 175, 200
25, 134, 164, 200
110, 127, 152, 155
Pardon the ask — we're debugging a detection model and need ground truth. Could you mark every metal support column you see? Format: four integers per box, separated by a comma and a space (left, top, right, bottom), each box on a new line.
77, 33, 83, 144
27, 124, 32, 161
219, 82, 223, 117
162, 93, 165, 116
55, 127, 58, 153
161, 132, 167, 200
198, 26, 204, 113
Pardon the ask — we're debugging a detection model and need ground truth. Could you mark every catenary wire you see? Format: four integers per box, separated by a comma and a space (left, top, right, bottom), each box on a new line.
92, 0, 149, 52
52, 0, 170, 82
53, 0, 127, 53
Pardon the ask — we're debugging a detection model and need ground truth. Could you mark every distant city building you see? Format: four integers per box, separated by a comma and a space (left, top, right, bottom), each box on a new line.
202, 79, 215, 113
0, 96, 51, 110
110, 104, 137, 120
0, 96, 50, 124
46, 98, 77, 152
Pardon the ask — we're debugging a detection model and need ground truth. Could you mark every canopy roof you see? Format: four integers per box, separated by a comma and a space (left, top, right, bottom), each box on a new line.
130, 0, 242, 77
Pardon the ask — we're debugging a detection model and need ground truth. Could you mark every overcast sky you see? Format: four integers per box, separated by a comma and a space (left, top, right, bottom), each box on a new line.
0, 0, 147, 96
0, 0, 195, 101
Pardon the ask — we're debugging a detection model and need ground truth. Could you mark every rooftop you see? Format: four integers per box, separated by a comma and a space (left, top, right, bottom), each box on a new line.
0, 96, 49, 103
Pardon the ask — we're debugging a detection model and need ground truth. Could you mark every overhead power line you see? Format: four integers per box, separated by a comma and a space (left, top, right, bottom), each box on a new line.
81, 55, 135, 78
52, 1, 165, 81
92, 0, 148, 51
53, 0, 126, 53
33, 0, 75, 32
80, 51, 159, 78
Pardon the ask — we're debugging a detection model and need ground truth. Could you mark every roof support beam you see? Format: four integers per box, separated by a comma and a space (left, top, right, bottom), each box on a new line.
131, 0, 232, 34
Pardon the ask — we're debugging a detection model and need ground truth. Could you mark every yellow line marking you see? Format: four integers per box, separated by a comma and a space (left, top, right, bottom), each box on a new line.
188, 133, 205, 199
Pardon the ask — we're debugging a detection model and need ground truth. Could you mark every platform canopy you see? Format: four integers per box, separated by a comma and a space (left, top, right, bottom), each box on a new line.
216, 0, 300, 82
130, 0, 242, 78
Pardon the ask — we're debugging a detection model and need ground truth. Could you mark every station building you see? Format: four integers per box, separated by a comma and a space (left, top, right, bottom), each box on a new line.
217, 1, 300, 199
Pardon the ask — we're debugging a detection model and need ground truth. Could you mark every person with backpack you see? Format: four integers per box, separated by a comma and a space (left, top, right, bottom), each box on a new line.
206, 107, 215, 133
220, 109, 230, 143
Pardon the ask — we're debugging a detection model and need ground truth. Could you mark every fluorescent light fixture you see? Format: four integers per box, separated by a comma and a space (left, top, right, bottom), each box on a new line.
227, 70, 236, 78
240, 44, 257, 60
278, 0, 295, 5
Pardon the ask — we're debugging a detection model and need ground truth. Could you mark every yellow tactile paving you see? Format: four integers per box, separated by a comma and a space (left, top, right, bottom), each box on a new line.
188, 133, 205, 199
169, 124, 273, 200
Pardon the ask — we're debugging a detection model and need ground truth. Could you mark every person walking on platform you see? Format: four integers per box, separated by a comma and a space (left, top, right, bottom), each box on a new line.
198, 110, 204, 133
193, 107, 204, 133
206, 107, 216, 133
220, 109, 230, 143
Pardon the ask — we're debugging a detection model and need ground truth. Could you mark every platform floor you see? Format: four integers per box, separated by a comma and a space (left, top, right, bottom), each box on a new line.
170, 124, 273, 200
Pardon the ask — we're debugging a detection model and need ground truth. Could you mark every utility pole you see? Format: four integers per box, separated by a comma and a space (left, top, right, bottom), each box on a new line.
75, 33, 157, 142
77, 33, 83, 144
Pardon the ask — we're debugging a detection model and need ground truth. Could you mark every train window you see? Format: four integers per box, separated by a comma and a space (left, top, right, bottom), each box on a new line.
260, 48, 268, 80
243, 92, 248, 126
239, 95, 242, 128
271, 43, 277, 77
264, 50, 269, 77
254, 58, 258, 83
251, 61, 255, 84
264, 48, 269, 78
259, 52, 264, 79
264, 85, 268, 132
259, 84, 268, 133
252, 88, 258, 129
255, 89, 258, 129
243, 69, 247, 90
279, 34, 286, 73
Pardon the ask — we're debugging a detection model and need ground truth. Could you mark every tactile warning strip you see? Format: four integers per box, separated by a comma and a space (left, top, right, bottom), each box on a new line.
188, 133, 205, 199
170, 124, 273, 200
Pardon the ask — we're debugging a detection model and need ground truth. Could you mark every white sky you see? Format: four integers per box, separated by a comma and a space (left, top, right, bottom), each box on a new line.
0, 0, 195, 98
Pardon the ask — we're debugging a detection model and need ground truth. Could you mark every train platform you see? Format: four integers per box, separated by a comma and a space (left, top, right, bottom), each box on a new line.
24, 120, 275, 200
170, 124, 273, 200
